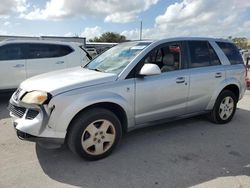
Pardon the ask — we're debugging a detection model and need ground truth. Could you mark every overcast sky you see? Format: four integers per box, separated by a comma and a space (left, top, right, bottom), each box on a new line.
0, 0, 250, 41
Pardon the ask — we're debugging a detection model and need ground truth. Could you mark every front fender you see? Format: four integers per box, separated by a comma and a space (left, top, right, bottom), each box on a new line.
47, 91, 134, 136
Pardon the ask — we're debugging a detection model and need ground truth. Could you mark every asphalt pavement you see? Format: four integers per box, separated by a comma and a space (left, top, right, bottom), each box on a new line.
0, 90, 250, 188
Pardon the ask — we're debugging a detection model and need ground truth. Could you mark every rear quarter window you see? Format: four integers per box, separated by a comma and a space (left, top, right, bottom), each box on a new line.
27, 44, 73, 59
216, 42, 243, 65
59, 45, 74, 56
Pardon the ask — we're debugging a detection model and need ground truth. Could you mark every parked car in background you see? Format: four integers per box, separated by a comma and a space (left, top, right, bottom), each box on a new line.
85, 48, 98, 58
9, 37, 246, 160
240, 49, 250, 65
246, 61, 250, 87
0, 40, 91, 91
86, 42, 117, 55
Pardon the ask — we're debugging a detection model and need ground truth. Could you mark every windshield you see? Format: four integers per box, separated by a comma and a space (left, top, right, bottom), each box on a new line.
85, 42, 151, 74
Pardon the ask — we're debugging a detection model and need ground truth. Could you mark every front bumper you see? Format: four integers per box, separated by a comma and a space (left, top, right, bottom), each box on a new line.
15, 128, 64, 145
8, 91, 64, 145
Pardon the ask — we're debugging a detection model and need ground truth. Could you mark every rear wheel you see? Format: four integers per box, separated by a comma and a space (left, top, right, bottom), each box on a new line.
209, 90, 237, 124
67, 108, 122, 160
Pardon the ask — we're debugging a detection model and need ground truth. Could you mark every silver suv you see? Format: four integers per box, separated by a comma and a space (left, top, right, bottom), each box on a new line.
8, 37, 246, 160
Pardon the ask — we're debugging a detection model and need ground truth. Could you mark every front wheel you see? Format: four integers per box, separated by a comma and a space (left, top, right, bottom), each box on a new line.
67, 108, 122, 160
208, 90, 237, 124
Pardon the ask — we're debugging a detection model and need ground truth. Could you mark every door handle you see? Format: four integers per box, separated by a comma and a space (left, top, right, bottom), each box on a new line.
13, 64, 24, 68
215, 72, 222, 78
176, 77, 185, 83
55, 61, 64, 64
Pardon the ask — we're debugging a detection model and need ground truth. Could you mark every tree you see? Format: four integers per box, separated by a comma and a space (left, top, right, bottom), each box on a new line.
228, 36, 248, 49
89, 32, 127, 43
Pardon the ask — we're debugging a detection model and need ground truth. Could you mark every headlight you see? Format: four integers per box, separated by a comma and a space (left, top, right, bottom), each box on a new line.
21, 91, 49, 105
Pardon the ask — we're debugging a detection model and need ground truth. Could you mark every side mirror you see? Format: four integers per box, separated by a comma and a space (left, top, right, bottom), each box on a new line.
139, 64, 161, 76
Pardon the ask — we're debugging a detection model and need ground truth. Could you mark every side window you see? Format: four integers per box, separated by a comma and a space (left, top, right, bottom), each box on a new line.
161, 44, 181, 73
216, 42, 243, 65
144, 43, 181, 73
144, 49, 158, 64
0, 44, 24, 61
208, 43, 221, 65
188, 41, 210, 68
28, 44, 56, 59
155, 49, 163, 63
59, 45, 74, 56
27, 44, 73, 59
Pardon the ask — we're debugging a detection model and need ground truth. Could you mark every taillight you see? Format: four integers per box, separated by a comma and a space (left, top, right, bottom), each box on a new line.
245, 64, 250, 87
245, 65, 248, 78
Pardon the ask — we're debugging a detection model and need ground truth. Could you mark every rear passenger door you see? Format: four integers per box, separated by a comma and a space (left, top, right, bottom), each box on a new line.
0, 43, 26, 89
26, 43, 70, 78
187, 41, 225, 113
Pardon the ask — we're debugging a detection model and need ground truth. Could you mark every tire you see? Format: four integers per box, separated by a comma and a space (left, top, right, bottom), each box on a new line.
67, 108, 122, 160
208, 90, 237, 124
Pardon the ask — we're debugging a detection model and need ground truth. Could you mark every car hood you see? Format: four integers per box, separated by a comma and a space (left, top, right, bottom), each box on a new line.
20, 67, 117, 95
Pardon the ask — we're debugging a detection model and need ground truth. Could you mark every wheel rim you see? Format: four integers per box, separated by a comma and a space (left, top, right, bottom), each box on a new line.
81, 119, 116, 156
219, 96, 234, 120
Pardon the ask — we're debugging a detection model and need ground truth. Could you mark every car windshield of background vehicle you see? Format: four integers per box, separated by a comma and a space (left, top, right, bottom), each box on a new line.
85, 42, 151, 74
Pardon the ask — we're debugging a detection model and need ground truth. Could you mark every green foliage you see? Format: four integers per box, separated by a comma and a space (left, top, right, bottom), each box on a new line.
228, 36, 249, 49
89, 32, 127, 43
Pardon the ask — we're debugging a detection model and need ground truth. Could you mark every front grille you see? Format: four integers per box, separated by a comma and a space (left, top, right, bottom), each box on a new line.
26, 110, 39, 120
8, 103, 26, 118
8, 103, 40, 120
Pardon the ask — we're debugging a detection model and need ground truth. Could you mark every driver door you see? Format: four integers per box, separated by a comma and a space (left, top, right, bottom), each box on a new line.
135, 42, 190, 124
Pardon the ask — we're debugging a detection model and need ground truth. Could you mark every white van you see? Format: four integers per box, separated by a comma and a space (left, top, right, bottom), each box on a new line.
0, 40, 91, 90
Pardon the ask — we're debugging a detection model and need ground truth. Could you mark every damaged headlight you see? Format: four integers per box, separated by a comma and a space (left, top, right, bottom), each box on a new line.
21, 91, 51, 105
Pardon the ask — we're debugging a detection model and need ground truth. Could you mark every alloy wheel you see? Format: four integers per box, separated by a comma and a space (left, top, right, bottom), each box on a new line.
219, 96, 234, 120
81, 119, 116, 156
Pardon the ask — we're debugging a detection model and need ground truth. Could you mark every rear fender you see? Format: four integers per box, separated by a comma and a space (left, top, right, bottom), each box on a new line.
206, 78, 240, 110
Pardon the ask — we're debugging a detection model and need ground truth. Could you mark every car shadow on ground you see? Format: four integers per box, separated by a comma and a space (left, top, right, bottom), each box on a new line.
36, 108, 250, 188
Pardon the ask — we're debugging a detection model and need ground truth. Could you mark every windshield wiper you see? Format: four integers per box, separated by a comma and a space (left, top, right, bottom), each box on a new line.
82, 65, 104, 72
88, 68, 103, 72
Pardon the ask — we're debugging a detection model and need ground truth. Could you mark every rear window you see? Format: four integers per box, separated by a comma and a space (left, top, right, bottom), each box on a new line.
27, 44, 73, 59
216, 42, 243, 65
188, 41, 221, 68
